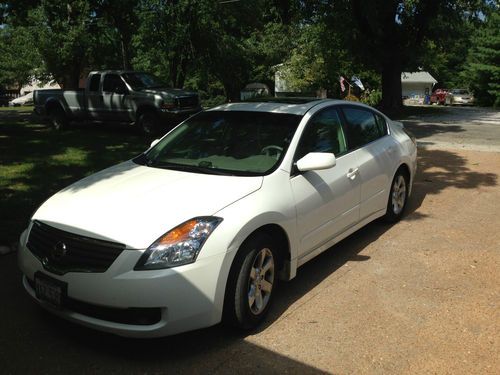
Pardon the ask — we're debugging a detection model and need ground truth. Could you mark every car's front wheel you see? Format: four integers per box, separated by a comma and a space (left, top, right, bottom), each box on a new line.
225, 233, 278, 330
384, 170, 409, 223
138, 111, 159, 136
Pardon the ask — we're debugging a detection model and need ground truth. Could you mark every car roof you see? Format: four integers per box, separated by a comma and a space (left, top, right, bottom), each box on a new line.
210, 98, 343, 116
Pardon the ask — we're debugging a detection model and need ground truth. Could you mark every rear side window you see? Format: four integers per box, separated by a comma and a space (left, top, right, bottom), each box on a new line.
89, 74, 101, 92
342, 107, 384, 148
295, 107, 347, 160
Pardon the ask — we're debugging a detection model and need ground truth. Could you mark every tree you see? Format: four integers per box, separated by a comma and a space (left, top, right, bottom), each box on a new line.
463, 11, 500, 106
2, 0, 123, 89
323, 0, 491, 109
97, 0, 140, 70
0, 25, 42, 90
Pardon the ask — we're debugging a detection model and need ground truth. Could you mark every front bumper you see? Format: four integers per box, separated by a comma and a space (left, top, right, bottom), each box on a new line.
18, 231, 230, 338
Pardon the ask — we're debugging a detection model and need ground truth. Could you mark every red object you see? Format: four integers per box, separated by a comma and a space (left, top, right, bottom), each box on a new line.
430, 89, 448, 105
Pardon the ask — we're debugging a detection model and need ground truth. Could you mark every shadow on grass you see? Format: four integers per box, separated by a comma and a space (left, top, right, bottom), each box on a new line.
0, 110, 153, 243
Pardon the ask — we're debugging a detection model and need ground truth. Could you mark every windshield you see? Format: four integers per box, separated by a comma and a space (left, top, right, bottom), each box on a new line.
135, 111, 301, 176
452, 89, 470, 95
121, 72, 166, 90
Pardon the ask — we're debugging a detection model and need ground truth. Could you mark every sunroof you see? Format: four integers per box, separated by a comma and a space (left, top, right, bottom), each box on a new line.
243, 97, 323, 104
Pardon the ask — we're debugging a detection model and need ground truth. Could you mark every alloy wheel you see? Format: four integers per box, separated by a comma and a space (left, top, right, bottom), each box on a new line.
391, 175, 407, 215
247, 247, 274, 315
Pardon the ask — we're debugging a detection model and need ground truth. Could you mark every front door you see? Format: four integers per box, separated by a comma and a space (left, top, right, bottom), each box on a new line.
290, 107, 361, 259
101, 74, 130, 122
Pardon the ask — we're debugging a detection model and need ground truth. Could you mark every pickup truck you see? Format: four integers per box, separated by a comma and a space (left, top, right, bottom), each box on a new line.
33, 70, 202, 134
430, 89, 448, 105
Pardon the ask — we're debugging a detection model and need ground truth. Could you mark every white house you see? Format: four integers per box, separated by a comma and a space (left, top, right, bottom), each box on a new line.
401, 71, 437, 99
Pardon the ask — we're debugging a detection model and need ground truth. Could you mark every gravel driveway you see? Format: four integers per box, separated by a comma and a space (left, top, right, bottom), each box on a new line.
1, 106, 499, 374
401, 106, 500, 151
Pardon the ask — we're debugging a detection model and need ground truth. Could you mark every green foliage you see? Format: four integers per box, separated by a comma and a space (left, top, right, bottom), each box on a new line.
0, 25, 42, 89
360, 89, 382, 107
279, 24, 328, 92
27, 1, 96, 88
462, 12, 500, 106
0, 0, 496, 106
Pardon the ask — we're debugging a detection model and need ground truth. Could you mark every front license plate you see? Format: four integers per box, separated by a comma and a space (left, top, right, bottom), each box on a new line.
34, 272, 67, 309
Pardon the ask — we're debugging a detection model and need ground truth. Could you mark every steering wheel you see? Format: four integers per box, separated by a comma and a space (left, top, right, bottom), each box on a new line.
261, 145, 283, 160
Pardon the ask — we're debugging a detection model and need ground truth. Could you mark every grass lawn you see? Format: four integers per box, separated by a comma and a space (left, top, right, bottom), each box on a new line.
0, 107, 152, 244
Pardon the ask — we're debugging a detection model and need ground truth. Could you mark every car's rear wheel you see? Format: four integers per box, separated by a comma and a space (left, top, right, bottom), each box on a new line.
225, 233, 278, 330
383, 170, 409, 223
49, 107, 68, 130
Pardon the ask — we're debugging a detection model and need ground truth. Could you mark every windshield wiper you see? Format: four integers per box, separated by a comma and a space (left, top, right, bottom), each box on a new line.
152, 161, 233, 176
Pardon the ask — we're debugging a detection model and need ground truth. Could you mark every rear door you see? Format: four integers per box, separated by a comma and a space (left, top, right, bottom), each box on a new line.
340, 106, 395, 220
86, 73, 102, 120
290, 106, 361, 259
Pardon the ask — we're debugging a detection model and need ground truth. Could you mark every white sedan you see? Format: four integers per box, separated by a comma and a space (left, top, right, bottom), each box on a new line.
18, 99, 417, 337
9, 91, 33, 107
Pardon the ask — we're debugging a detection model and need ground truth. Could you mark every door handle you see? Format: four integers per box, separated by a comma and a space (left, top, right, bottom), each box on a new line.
346, 168, 359, 180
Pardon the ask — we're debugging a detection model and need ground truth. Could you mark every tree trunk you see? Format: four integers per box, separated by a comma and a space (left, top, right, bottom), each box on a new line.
223, 81, 241, 102
60, 64, 81, 90
121, 38, 131, 70
381, 58, 403, 110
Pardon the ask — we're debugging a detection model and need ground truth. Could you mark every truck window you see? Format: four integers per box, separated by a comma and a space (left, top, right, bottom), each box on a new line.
89, 74, 101, 92
103, 74, 126, 93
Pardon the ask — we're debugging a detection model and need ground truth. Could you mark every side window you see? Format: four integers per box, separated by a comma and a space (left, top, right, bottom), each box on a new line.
89, 74, 101, 92
342, 107, 383, 148
295, 107, 347, 161
103, 74, 126, 93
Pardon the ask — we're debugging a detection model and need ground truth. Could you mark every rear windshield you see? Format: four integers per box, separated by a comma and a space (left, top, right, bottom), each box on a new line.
135, 111, 301, 176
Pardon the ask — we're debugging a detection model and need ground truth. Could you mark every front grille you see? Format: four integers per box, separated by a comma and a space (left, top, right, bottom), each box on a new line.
176, 95, 199, 109
27, 220, 126, 275
26, 278, 161, 325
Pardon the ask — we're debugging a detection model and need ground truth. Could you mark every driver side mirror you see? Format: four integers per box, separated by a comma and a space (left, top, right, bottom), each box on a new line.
150, 139, 160, 148
296, 152, 336, 172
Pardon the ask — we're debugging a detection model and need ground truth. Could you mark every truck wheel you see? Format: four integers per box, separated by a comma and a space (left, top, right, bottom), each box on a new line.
49, 107, 68, 131
138, 112, 159, 136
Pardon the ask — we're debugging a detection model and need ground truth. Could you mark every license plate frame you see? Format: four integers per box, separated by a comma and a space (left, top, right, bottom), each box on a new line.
34, 272, 67, 309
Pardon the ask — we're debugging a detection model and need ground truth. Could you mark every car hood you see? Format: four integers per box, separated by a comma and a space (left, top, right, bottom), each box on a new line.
32, 160, 263, 249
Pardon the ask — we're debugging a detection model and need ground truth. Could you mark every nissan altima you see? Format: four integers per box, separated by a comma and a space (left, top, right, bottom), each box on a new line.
18, 99, 417, 337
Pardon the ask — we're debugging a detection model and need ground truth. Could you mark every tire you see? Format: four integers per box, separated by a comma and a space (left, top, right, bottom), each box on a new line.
224, 232, 278, 330
138, 111, 159, 136
383, 169, 409, 223
49, 107, 68, 131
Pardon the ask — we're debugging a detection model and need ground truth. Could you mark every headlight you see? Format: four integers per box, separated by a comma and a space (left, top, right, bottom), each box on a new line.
134, 217, 222, 270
